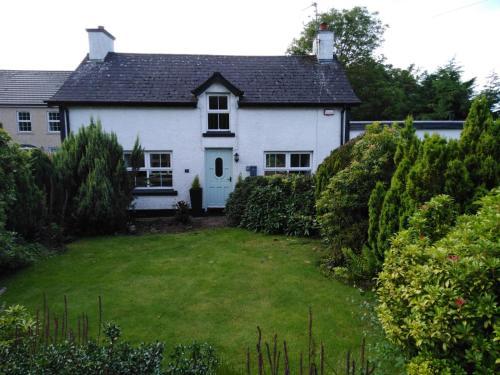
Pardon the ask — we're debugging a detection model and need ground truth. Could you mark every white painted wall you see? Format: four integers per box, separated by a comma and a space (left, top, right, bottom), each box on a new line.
87, 30, 114, 60
67, 84, 343, 210
349, 128, 462, 140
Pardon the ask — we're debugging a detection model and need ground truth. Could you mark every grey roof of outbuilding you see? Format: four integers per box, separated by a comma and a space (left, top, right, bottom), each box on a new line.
49, 53, 360, 106
0, 70, 71, 106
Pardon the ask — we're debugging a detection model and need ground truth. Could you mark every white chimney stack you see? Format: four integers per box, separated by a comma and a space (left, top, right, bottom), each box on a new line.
86, 26, 115, 61
313, 22, 335, 62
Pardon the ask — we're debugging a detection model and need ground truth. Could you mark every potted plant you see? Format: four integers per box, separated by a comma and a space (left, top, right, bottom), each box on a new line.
189, 175, 203, 216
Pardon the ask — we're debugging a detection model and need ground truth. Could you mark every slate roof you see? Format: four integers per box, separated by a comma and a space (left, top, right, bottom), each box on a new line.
49, 53, 360, 106
0, 70, 71, 106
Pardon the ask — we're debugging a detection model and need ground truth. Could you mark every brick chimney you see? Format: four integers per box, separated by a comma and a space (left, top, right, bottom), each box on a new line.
86, 26, 115, 61
313, 22, 334, 62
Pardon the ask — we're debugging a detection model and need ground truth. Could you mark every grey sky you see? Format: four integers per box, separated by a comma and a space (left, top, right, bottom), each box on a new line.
1, 0, 498, 87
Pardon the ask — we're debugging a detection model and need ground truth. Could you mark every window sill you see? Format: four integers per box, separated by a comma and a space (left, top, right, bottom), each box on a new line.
132, 188, 178, 196
202, 131, 235, 137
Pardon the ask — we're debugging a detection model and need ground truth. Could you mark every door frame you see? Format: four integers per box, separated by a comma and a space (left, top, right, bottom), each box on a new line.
204, 148, 234, 208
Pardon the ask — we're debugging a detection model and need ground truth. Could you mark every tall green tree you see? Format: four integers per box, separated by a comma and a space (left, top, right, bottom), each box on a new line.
479, 71, 500, 116
376, 118, 420, 253
416, 60, 474, 120
54, 120, 132, 234
458, 96, 500, 202
287, 6, 387, 67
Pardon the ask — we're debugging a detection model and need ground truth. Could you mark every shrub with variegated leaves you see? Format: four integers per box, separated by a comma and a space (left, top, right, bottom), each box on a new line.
377, 190, 499, 374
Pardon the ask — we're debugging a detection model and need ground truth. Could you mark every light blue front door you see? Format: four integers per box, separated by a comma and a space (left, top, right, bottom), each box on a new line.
205, 149, 233, 207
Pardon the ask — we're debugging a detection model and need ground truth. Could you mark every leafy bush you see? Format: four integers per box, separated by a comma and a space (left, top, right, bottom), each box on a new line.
0, 339, 165, 375
377, 190, 499, 373
0, 231, 45, 275
316, 123, 400, 261
239, 175, 316, 236
0, 310, 165, 375
53, 120, 132, 234
174, 201, 192, 225
166, 342, 219, 375
0, 304, 35, 347
314, 135, 359, 198
0, 129, 47, 240
225, 176, 267, 226
371, 98, 499, 267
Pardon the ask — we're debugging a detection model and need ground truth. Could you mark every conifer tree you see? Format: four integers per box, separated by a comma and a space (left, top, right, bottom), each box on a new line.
366, 181, 386, 260
54, 120, 132, 234
459, 96, 499, 201
376, 118, 419, 254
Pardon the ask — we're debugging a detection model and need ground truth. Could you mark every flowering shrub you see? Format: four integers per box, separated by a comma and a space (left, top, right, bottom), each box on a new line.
377, 190, 499, 373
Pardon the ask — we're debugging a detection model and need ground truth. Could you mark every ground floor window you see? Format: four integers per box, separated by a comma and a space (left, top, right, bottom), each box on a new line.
124, 151, 173, 188
264, 152, 312, 175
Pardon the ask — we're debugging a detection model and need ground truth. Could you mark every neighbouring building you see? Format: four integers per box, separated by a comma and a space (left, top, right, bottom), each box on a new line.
48, 24, 360, 211
0, 70, 71, 151
349, 120, 463, 140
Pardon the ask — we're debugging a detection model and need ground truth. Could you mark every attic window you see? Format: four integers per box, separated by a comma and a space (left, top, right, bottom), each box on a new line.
208, 95, 229, 130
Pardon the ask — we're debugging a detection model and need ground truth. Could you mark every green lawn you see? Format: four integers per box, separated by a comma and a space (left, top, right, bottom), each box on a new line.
1, 228, 377, 371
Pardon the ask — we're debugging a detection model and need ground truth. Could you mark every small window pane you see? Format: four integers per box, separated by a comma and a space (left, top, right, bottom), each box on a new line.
209, 96, 218, 110
218, 113, 229, 129
291, 153, 311, 168
266, 153, 286, 168
134, 171, 148, 187
276, 154, 286, 168
150, 153, 170, 168
218, 96, 228, 110
48, 112, 60, 121
208, 114, 218, 129
215, 157, 223, 177
18, 112, 30, 121
300, 154, 310, 167
124, 153, 131, 168
149, 171, 172, 187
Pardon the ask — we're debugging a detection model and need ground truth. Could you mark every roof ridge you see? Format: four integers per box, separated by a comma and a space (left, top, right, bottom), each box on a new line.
107, 52, 312, 59
0, 69, 72, 73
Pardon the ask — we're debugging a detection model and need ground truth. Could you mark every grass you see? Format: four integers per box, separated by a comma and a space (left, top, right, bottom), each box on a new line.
1, 228, 379, 371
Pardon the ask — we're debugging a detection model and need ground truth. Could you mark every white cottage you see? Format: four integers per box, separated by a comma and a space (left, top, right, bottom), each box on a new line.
48, 25, 360, 211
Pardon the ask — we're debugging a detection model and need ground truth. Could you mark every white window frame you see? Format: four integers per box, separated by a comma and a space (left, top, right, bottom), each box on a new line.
17, 111, 32, 132
264, 151, 313, 175
124, 151, 173, 189
47, 111, 61, 133
207, 94, 230, 131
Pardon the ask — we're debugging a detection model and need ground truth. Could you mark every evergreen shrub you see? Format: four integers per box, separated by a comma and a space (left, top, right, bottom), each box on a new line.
226, 175, 316, 236
377, 190, 499, 374
53, 120, 132, 234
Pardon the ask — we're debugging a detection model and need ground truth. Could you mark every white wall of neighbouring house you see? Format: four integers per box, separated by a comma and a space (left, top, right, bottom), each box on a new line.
349, 128, 462, 140
67, 85, 343, 210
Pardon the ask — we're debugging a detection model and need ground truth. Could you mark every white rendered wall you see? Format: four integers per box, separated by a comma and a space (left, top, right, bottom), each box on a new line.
349, 128, 461, 141
88, 31, 114, 60
68, 85, 342, 209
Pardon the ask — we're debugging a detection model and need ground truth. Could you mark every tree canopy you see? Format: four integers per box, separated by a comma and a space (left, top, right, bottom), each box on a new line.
287, 6, 387, 67
288, 7, 480, 121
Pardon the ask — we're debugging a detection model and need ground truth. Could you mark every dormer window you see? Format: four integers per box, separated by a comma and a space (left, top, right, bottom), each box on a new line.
208, 95, 229, 130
